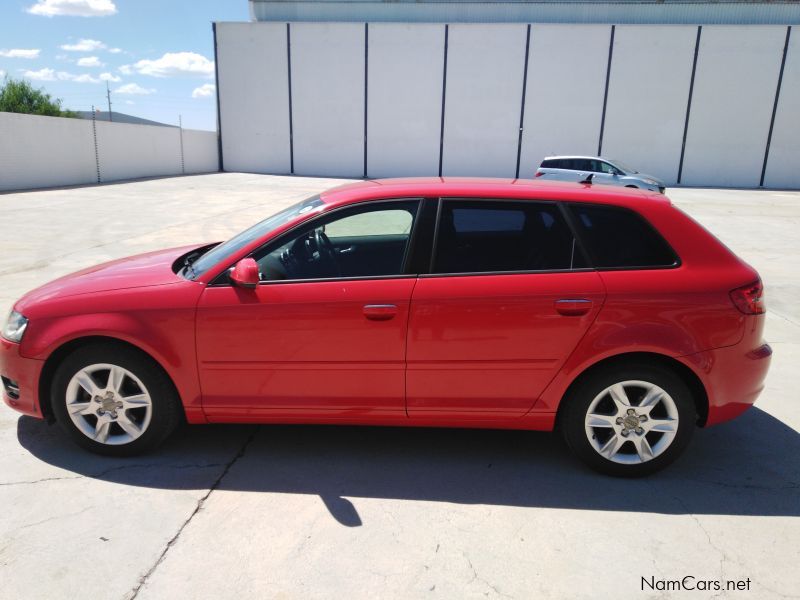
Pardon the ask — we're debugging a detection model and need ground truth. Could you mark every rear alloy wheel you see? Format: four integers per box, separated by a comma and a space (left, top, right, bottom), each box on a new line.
584, 381, 678, 464
561, 364, 695, 476
51, 343, 181, 456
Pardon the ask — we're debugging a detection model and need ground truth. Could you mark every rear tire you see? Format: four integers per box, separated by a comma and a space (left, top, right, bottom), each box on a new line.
51, 343, 181, 456
560, 362, 695, 477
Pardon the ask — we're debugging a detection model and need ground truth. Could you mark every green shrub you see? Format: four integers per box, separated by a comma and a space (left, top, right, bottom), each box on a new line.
0, 77, 78, 118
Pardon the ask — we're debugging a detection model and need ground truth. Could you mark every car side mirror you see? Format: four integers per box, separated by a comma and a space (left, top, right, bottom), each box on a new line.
229, 258, 259, 289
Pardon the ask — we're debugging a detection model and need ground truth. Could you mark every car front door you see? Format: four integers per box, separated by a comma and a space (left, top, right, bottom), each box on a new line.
196, 199, 421, 421
406, 199, 605, 418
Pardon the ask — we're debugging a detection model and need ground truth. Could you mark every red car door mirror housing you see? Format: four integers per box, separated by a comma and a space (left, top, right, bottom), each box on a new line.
229, 258, 259, 289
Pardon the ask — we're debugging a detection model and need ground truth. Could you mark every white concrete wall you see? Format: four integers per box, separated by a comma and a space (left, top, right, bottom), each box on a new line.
366, 23, 444, 178
96, 121, 182, 182
442, 24, 527, 177
518, 25, 611, 178
0, 112, 219, 192
682, 26, 786, 187
290, 22, 365, 177
216, 22, 800, 189
216, 22, 291, 174
0, 112, 96, 191
763, 29, 800, 189
602, 25, 697, 184
182, 129, 220, 174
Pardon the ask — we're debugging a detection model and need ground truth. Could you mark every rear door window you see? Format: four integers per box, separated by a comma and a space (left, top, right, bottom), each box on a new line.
567, 204, 678, 268
432, 200, 586, 274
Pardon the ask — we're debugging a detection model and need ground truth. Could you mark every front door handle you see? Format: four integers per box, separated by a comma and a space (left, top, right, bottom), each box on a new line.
554, 299, 593, 316
363, 304, 397, 321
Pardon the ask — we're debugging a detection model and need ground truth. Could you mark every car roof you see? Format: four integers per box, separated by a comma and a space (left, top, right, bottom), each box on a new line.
542, 155, 611, 161
319, 177, 666, 208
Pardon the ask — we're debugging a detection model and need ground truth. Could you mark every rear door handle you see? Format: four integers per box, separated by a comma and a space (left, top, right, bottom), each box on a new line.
363, 304, 397, 321
554, 299, 593, 316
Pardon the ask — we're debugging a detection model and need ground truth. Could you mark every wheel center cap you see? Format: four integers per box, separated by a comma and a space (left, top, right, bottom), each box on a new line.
97, 392, 123, 415
623, 415, 640, 429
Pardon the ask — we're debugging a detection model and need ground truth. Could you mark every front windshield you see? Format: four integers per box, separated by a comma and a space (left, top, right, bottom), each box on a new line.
608, 159, 636, 174
189, 194, 324, 279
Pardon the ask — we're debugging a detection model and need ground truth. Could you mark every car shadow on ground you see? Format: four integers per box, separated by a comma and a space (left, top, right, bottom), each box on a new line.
16, 407, 800, 526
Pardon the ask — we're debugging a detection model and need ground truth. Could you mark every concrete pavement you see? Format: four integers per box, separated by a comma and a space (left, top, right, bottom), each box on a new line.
0, 174, 798, 599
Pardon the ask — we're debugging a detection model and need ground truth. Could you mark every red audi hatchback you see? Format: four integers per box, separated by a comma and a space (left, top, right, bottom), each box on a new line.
1, 178, 770, 476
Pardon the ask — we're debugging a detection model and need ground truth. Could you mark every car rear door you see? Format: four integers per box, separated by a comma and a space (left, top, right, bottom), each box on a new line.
406, 198, 606, 418
196, 199, 422, 421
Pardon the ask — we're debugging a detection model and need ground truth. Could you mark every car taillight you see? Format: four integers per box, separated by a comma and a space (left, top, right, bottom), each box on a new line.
535, 171, 544, 177
730, 279, 765, 314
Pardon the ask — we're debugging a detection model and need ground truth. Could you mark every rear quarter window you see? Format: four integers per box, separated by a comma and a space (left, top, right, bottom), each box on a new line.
567, 203, 678, 269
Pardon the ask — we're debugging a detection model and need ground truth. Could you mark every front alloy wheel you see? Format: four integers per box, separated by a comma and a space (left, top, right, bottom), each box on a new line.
51, 343, 181, 456
65, 363, 153, 445
561, 363, 695, 476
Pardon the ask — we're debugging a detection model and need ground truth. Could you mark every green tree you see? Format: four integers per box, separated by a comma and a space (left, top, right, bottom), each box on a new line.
0, 77, 78, 118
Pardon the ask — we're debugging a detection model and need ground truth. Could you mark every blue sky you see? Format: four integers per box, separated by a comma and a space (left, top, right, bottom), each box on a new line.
0, 0, 248, 130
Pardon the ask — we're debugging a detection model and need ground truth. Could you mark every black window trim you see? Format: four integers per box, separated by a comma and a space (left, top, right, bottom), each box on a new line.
208, 197, 682, 286
424, 196, 596, 279
209, 197, 426, 287
566, 202, 682, 271
420, 197, 681, 279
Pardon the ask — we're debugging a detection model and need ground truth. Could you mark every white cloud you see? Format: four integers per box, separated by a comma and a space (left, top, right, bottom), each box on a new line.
22, 68, 56, 81
0, 70, 6, 78
192, 83, 216, 99
0, 48, 41, 59
115, 82, 155, 95
77, 56, 104, 67
72, 73, 100, 83
55, 70, 99, 83
61, 38, 105, 52
124, 100, 134, 105
99, 72, 120, 82
131, 52, 214, 78
27, 0, 117, 17
118, 64, 133, 75
109, 47, 123, 54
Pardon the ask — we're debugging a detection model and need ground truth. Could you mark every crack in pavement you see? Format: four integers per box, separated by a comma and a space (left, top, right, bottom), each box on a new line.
669, 492, 730, 588
0, 462, 226, 487
464, 553, 513, 600
14, 507, 93, 533
125, 427, 258, 600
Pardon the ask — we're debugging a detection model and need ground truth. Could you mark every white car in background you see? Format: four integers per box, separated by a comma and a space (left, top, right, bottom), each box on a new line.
535, 156, 666, 194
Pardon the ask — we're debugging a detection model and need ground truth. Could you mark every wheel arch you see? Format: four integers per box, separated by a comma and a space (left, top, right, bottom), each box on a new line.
38, 335, 185, 423
554, 351, 709, 428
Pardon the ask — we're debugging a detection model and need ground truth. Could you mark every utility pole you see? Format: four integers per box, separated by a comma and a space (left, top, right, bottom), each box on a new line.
106, 81, 113, 122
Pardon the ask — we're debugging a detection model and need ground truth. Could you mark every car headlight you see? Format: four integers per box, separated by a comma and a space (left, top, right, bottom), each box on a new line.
642, 179, 659, 186
2, 311, 28, 343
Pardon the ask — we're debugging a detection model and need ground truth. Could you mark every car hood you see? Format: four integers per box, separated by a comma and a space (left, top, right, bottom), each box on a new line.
628, 172, 664, 185
16, 244, 202, 310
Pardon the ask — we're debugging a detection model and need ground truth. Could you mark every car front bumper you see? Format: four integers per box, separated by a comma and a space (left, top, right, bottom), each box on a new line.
0, 339, 45, 418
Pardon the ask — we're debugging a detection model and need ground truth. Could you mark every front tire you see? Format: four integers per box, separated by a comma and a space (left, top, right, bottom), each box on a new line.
560, 362, 696, 477
51, 343, 181, 456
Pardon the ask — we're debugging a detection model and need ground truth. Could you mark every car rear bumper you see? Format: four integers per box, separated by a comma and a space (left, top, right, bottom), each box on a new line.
0, 339, 44, 418
684, 341, 772, 427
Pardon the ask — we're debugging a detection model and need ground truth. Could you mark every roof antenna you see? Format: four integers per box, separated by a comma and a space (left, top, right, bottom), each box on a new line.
579, 173, 594, 185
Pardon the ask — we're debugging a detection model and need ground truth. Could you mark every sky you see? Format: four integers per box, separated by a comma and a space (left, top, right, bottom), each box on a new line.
0, 0, 249, 130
